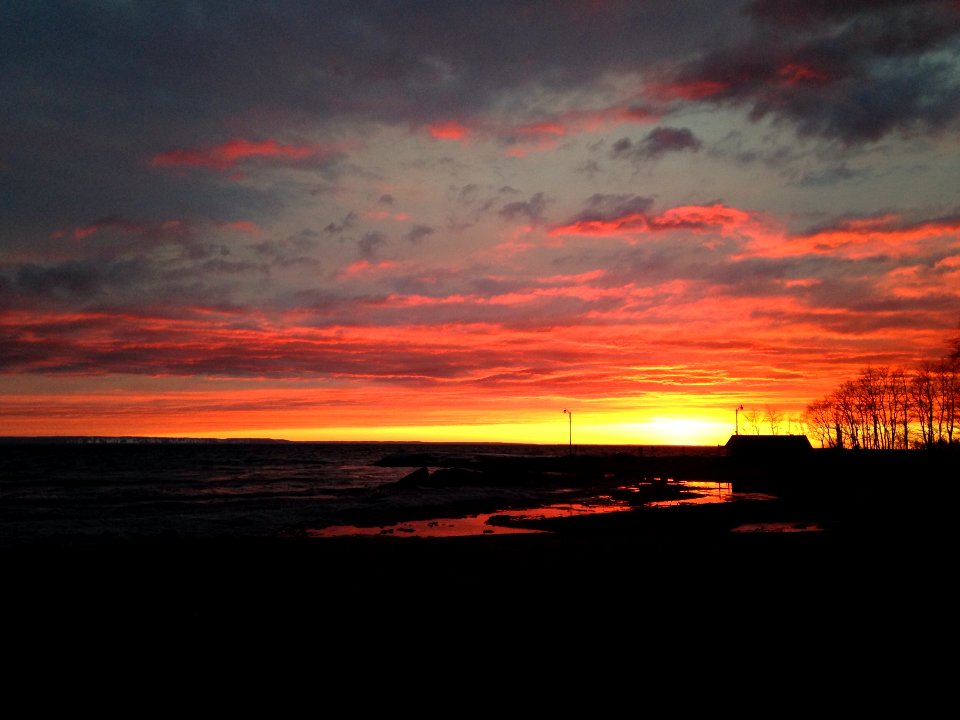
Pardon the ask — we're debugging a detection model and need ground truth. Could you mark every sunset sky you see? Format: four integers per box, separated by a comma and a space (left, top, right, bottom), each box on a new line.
3, 1, 960, 445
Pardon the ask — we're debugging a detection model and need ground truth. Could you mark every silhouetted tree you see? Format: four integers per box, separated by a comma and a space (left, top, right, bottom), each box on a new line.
764, 406, 783, 435
933, 356, 958, 446
786, 414, 806, 437
804, 398, 836, 448
888, 367, 911, 449
912, 362, 936, 449
800, 324, 959, 450
834, 381, 861, 449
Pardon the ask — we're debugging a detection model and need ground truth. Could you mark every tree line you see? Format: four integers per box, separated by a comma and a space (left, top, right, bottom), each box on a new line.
802, 329, 960, 450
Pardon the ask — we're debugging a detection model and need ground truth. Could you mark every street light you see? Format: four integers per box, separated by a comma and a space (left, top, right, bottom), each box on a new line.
735, 404, 744, 435
563, 409, 572, 455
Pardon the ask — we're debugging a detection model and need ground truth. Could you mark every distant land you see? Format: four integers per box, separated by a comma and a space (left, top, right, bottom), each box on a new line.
0, 436, 294, 445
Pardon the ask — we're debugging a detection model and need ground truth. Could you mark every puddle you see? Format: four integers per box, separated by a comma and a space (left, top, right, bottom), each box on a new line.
308, 482, 782, 538
308, 498, 633, 538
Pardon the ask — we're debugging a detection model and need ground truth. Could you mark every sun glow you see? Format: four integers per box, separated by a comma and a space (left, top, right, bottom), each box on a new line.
165, 415, 742, 447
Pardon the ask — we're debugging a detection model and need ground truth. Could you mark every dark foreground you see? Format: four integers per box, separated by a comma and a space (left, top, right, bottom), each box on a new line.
3, 447, 956, 665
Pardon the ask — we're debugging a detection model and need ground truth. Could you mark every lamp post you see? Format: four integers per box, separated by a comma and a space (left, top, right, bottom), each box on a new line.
735, 404, 744, 436
563, 409, 572, 455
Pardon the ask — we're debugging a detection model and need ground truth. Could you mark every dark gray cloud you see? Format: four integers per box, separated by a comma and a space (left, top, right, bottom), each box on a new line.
566, 194, 656, 223
403, 224, 435, 244
661, 0, 960, 143
324, 212, 359, 235
358, 231, 387, 258
610, 127, 702, 162
4, 0, 956, 251
0, 1, 745, 235
499, 193, 546, 222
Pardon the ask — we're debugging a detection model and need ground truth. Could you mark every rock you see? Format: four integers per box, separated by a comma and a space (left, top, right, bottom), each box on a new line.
396, 466, 430, 486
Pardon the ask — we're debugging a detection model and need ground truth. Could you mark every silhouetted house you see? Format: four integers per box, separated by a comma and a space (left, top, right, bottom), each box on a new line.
725, 434, 813, 459
724, 434, 814, 489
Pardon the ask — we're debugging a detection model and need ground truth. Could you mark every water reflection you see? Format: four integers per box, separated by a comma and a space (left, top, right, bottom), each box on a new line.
643, 480, 733, 507
308, 479, 761, 538
308, 514, 546, 538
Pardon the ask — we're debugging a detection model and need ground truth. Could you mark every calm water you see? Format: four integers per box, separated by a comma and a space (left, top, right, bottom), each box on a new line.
0, 441, 729, 545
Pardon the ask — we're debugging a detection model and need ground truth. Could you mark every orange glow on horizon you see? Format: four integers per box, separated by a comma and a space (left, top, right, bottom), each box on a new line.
0, 374, 818, 447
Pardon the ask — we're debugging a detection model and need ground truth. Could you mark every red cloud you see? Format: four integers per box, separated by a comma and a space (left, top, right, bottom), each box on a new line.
51, 216, 144, 240
778, 63, 829, 85
428, 121, 471, 140
647, 80, 730, 101
502, 106, 659, 156
427, 105, 658, 155
222, 220, 265, 236
342, 259, 398, 276
150, 138, 332, 171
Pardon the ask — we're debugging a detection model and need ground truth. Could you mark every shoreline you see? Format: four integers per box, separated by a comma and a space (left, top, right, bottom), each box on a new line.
3, 445, 955, 643
3, 489, 942, 625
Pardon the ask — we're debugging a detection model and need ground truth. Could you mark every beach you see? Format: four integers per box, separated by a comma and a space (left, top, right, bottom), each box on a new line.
4, 483, 943, 637
3, 443, 953, 662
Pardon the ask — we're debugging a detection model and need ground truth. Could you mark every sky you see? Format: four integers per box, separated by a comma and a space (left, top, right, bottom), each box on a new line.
2, 0, 960, 445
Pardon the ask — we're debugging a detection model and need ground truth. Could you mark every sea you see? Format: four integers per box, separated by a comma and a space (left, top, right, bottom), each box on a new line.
0, 439, 729, 547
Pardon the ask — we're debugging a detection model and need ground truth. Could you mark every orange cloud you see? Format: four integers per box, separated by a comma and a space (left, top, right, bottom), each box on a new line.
549, 203, 754, 240
762, 214, 960, 259
648, 204, 753, 232
364, 210, 411, 221
150, 138, 333, 171
549, 213, 650, 238
1, 299, 947, 444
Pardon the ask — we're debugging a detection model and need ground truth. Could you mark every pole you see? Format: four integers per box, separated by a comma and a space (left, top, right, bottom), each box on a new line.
563, 409, 572, 455
736, 404, 743, 435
